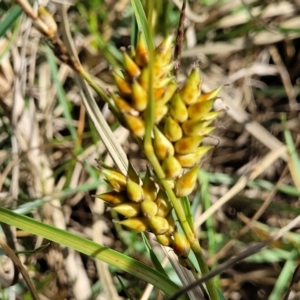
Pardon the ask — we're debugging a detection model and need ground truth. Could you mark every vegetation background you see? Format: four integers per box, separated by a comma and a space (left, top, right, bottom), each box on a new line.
0, 0, 300, 299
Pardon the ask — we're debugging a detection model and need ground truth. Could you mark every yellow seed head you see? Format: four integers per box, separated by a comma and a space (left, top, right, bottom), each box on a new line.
197, 87, 221, 103
169, 93, 188, 123
135, 32, 149, 67
176, 146, 213, 168
182, 119, 214, 136
175, 165, 200, 198
155, 234, 173, 247
155, 190, 172, 217
101, 167, 127, 192
153, 127, 175, 160
179, 67, 201, 105
122, 49, 141, 78
188, 98, 215, 120
148, 216, 169, 235
154, 103, 168, 124
124, 114, 145, 137
111, 70, 132, 96
96, 191, 127, 205
173, 231, 191, 259
116, 217, 149, 232
162, 155, 182, 179
126, 178, 144, 202
131, 78, 148, 111
112, 202, 141, 218
141, 199, 158, 217
174, 136, 203, 155
164, 116, 183, 142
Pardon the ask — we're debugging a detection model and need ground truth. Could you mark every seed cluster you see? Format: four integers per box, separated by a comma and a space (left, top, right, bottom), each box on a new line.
97, 33, 222, 258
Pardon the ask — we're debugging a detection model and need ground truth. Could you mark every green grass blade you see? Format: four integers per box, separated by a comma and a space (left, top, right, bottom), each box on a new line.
131, 0, 154, 49
0, 207, 184, 298
0, 5, 22, 38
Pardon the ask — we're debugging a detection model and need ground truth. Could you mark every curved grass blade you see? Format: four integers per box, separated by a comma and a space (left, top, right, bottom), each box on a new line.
0, 207, 186, 299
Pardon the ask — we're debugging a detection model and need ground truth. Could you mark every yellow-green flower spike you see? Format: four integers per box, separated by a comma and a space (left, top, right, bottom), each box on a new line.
101, 166, 127, 192
124, 114, 145, 137
153, 34, 173, 77
164, 116, 183, 142
179, 67, 201, 105
169, 93, 188, 123
135, 32, 149, 67
126, 178, 144, 202
153, 127, 175, 160
122, 49, 141, 78
148, 216, 169, 235
157, 80, 178, 105
142, 168, 157, 202
112, 202, 141, 218
154, 103, 168, 124
162, 155, 182, 179
155, 234, 173, 247
173, 231, 191, 259
131, 78, 148, 111
116, 217, 149, 232
111, 70, 132, 96
138, 66, 149, 90
96, 191, 127, 206
181, 119, 214, 136
155, 190, 172, 217
175, 165, 200, 197
197, 87, 221, 103
141, 199, 158, 217
111, 93, 135, 114
188, 98, 215, 120
174, 136, 203, 155
176, 146, 213, 168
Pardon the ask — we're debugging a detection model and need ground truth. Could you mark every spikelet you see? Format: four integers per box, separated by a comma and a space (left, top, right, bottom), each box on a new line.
175, 166, 200, 198
149, 216, 169, 235
173, 231, 191, 258
112, 202, 141, 218
116, 217, 149, 232
96, 191, 127, 206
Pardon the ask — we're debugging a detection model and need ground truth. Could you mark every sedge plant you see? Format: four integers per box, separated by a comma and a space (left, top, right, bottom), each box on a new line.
1, 1, 226, 299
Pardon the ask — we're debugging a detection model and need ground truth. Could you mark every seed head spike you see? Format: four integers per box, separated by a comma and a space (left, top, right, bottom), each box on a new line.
169, 93, 188, 123
141, 199, 158, 217
135, 32, 149, 67
131, 78, 148, 111
197, 87, 222, 103
175, 136, 203, 155
121, 48, 141, 78
173, 231, 191, 259
112, 202, 141, 218
155, 234, 173, 247
111, 70, 132, 95
148, 216, 170, 235
188, 98, 215, 120
162, 155, 182, 179
176, 146, 213, 168
164, 116, 183, 142
153, 127, 175, 160
175, 165, 200, 197
155, 190, 172, 217
96, 191, 127, 205
126, 178, 144, 202
182, 118, 214, 136
116, 217, 149, 232
179, 67, 201, 105
124, 114, 145, 137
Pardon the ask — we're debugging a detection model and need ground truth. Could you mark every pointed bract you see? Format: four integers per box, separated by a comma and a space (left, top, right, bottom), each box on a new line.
164, 116, 183, 142
197, 87, 221, 103
176, 146, 213, 168
175, 165, 199, 197
174, 136, 203, 155
141, 199, 158, 217
142, 168, 157, 202
112, 202, 141, 217
153, 127, 175, 160
188, 98, 215, 120
149, 216, 169, 235
173, 231, 191, 259
131, 78, 148, 111
124, 114, 145, 137
122, 49, 141, 78
96, 191, 127, 205
169, 92, 188, 123
111, 70, 132, 95
116, 217, 149, 232
162, 155, 182, 179
126, 178, 144, 202
182, 119, 214, 136
155, 190, 172, 217
135, 32, 149, 67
